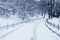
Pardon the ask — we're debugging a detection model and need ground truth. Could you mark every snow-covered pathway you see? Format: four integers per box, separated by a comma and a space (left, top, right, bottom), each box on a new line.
36, 18, 60, 40
0, 18, 40, 40
0, 18, 60, 40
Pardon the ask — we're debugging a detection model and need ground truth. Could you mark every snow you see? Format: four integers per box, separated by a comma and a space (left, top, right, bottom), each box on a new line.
36, 18, 60, 40
0, 14, 25, 27
46, 17, 60, 37
0, 17, 60, 40
48, 17, 60, 26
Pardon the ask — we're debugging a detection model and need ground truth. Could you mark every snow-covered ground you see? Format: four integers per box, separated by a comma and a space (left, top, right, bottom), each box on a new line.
0, 17, 60, 40
0, 15, 20, 27
48, 17, 60, 26
46, 17, 60, 37
0, 14, 43, 27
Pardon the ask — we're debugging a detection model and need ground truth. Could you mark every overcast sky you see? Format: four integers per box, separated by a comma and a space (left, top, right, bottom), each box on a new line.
34, 0, 41, 1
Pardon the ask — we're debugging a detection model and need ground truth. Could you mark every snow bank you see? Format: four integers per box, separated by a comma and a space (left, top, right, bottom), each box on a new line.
48, 17, 60, 26
46, 18, 60, 37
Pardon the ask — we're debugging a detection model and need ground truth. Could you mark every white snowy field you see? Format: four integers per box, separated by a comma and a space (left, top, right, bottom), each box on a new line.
0, 14, 43, 27
0, 15, 20, 27
0, 17, 60, 40
48, 17, 60, 26
46, 17, 60, 37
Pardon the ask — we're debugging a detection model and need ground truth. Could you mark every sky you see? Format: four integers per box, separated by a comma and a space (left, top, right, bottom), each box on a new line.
34, 0, 41, 1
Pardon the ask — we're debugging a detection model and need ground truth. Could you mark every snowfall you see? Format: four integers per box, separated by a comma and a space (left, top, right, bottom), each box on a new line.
0, 15, 60, 40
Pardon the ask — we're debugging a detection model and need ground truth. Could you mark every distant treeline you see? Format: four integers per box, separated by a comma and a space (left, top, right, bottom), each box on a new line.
0, 0, 60, 19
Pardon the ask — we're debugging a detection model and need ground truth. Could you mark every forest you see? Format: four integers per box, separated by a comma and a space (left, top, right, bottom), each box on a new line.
0, 0, 60, 20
